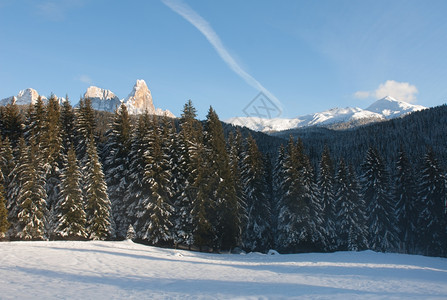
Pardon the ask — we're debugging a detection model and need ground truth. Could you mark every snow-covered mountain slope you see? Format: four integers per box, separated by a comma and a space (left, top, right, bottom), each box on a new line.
227, 96, 426, 132
1, 241, 446, 299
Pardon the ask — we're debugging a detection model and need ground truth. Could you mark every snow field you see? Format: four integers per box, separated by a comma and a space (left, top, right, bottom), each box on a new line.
1, 241, 447, 299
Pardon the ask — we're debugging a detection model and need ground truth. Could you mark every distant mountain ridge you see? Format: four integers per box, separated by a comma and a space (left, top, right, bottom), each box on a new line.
0, 80, 175, 117
226, 96, 426, 132
0, 88, 65, 106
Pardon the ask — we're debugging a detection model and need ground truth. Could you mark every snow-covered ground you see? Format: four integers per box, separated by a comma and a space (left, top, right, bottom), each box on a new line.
1, 241, 446, 299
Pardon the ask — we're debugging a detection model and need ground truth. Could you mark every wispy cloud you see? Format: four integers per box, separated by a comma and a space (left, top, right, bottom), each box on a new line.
78, 75, 92, 84
36, 0, 84, 21
161, 0, 282, 112
354, 80, 418, 103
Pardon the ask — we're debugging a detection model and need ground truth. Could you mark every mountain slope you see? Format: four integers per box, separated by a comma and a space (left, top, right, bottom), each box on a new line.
1, 241, 446, 299
227, 96, 426, 132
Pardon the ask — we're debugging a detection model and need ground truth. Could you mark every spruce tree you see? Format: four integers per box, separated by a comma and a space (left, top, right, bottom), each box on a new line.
103, 103, 132, 239
335, 159, 368, 251
0, 172, 9, 238
75, 98, 96, 165
174, 100, 202, 248
318, 146, 337, 251
138, 116, 173, 245
417, 148, 447, 256
125, 112, 151, 227
85, 136, 111, 240
60, 97, 76, 152
362, 147, 398, 252
2, 103, 23, 146
15, 141, 48, 240
394, 146, 418, 253
54, 146, 87, 239
228, 130, 247, 247
242, 135, 272, 252
42, 95, 64, 219
204, 107, 239, 251
276, 137, 324, 252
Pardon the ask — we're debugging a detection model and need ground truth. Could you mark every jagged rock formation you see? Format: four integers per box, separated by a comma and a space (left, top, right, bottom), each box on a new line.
84, 86, 121, 112
0, 88, 47, 106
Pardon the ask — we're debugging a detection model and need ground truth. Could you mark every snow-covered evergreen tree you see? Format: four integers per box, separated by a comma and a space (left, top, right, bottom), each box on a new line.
0, 169, 9, 238
228, 130, 247, 247
335, 159, 368, 251
416, 148, 447, 256
204, 107, 240, 251
362, 147, 398, 252
84, 136, 111, 240
15, 141, 48, 240
1, 103, 23, 146
103, 103, 132, 239
276, 138, 324, 253
318, 146, 337, 251
241, 135, 272, 252
124, 112, 151, 227
42, 95, 64, 224
54, 146, 87, 239
394, 146, 418, 253
138, 116, 173, 245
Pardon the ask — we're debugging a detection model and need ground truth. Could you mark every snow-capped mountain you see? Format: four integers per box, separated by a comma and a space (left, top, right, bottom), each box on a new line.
84, 86, 121, 112
84, 80, 174, 117
1, 80, 175, 117
122, 80, 174, 117
0, 88, 48, 106
365, 96, 425, 118
227, 96, 426, 132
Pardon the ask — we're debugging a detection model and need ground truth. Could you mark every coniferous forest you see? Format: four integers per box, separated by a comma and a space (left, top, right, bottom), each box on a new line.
0, 95, 446, 257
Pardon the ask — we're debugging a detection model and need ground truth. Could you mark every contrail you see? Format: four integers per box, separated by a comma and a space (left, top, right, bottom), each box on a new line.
161, 0, 282, 113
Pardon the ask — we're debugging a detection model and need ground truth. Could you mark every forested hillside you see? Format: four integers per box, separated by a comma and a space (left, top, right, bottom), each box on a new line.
0, 96, 446, 257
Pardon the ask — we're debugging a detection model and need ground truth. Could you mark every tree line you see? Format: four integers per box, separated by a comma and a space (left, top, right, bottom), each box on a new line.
0, 96, 445, 257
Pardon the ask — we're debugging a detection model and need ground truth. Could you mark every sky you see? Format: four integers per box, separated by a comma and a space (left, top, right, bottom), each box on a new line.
1, 0, 447, 120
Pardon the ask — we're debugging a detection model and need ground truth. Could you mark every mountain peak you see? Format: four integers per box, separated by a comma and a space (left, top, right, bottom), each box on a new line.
365, 96, 425, 118
0, 88, 48, 106
84, 86, 121, 112
381, 95, 398, 102
124, 79, 155, 114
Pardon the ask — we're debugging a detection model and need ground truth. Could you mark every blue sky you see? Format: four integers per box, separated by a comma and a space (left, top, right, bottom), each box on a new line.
1, 0, 447, 120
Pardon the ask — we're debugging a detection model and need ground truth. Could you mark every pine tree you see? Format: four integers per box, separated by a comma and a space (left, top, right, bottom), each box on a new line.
54, 146, 87, 239
362, 147, 398, 252
276, 137, 324, 252
228, 130, 247, 247
60, 97, 76, 152
125, 112, 151, 227
75, 98, 96, 165
85, 136, 111, 240
417, 148, 447, 256
394, 146, 418, 253
318, 146, 337, 251
241, 135, 272, 252
0, 171, 9, 238
25, 96, 46, 145
15, 141, 48, 240
204, 107, 240, 251
103, 103, 132, 239
42, 95, 64, 218
173, 100, 202, 248
138, 116, 173, 245
1, 103, 23, 146
335, 159, 368, 251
